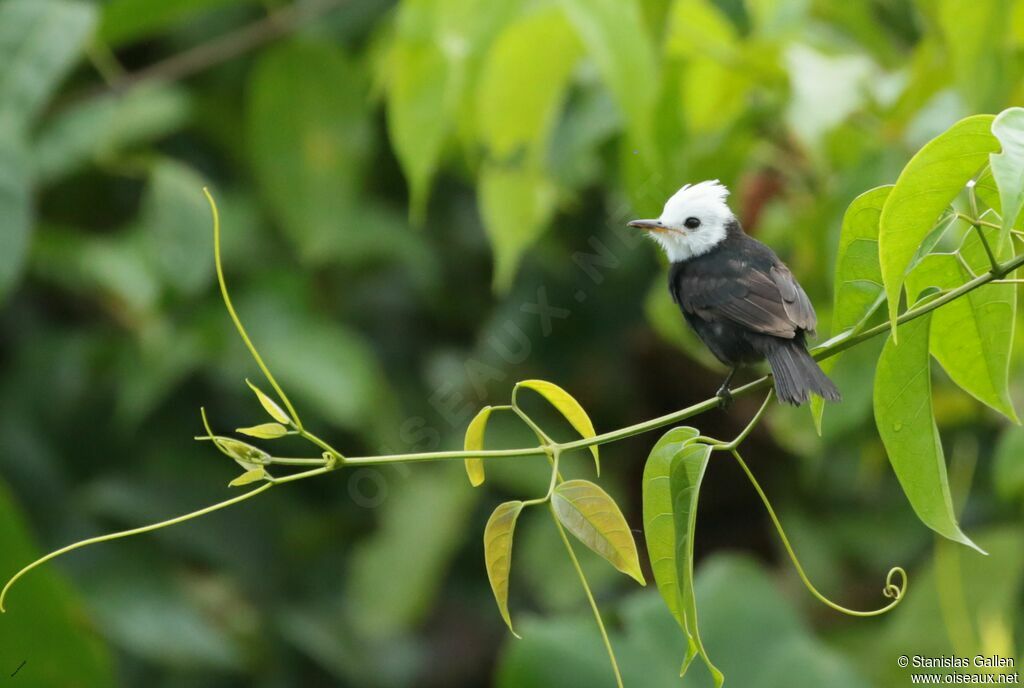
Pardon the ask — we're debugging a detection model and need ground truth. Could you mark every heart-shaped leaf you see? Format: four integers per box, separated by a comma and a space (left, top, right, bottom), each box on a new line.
551, 479, 644, 584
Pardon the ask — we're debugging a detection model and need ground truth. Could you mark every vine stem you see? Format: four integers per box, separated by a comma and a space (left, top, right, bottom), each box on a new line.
206, 189, 304, 429
729, 448, 906, 616
0, 483, 273, 612
549, 504, 624, 688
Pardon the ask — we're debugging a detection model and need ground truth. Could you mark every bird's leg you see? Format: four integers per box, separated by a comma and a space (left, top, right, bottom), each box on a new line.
716, 367, 737, 409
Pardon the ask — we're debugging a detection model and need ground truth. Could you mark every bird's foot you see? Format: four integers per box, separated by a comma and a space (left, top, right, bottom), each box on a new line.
716, 386, 733, 409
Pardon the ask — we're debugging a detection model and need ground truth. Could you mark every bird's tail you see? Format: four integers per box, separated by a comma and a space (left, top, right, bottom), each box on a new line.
764, 340, 841, 406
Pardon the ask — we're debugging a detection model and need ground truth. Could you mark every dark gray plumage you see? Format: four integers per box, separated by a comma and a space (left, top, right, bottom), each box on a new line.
629, 180, 840, 406
669, 220, 839, 405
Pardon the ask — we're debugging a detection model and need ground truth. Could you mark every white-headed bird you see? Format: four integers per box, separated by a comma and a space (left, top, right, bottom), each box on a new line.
629, 180, 840, 406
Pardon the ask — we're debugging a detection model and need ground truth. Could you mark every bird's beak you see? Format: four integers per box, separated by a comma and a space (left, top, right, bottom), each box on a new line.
627, 219, 667, 232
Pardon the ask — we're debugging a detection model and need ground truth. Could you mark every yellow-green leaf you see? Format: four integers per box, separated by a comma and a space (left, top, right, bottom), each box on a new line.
642, 425, 700, 631
879, 114, 998, 337
199, 409, 271, 471
246, 379, 291, 425
516, 379, 599, 474
551, 479, 644, 584
483, 500, 525, 637
558, 0, 657, 153
475, 7, 581, 162
464, 405, 493, 487
228, 468, 267, 487
236, 422, 289, 439
479, 165, 558, 292
215, 438, 270, 471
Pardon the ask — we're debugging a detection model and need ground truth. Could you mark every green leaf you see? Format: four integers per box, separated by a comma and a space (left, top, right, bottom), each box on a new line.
669, 442, 723, 685
479, 165, 558, 291
236, 422, 289, 439
0, 0, 96, 132
0, 479, 114, 684
832, 186, 892, 335
476, 7, 581, 162
34, 84, 192, 183
558, 0, 658, 153
641, 426, 700, 632
384, 0, 520, 221
473, 7, 580, 290
214, 438, 270, 471
989, 106, 1024, 251
551, 479, 645, 584
906, 228, 1018, 422
483, 500, 525, 637
99, 0, 249, 46
141, 159, 214, 296
873, 313, 983, 552
200, 411, 272, 471
246, 379, 292, 425
247, 40, 371, 262
937, 0, 1012, 111
0, 132, 31, 302
993, 427, 1024, 504
464, 406, 493, 487
666, 0, 750, 134
228, 467, 267, 487
385, 35, 449, 223
516, 379, 599, 474
811, 186, 890, 432
880, 114, 998, 336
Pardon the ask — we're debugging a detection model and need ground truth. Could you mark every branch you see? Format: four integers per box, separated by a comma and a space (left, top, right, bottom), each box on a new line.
77, 0, 345, 101
344, 247, 1024, 465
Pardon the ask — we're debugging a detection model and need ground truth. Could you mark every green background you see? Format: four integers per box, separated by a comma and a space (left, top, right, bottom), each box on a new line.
0, 0, 1022, 685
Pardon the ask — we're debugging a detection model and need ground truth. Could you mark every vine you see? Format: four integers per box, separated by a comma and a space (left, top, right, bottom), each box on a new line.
4, 119, 1024, 683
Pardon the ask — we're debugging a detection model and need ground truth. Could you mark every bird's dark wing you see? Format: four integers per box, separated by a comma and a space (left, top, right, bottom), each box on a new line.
769, 263, 816, 333
672, 258, 816, 338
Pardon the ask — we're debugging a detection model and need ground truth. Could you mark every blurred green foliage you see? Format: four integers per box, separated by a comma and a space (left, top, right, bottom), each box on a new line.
1, 0, 1023, 685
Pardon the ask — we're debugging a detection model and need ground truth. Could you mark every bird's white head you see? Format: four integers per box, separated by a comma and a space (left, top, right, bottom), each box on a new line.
628, 180, 735, 262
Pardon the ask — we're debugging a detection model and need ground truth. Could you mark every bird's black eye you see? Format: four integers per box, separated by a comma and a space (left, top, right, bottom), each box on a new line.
683, 217, 701, 229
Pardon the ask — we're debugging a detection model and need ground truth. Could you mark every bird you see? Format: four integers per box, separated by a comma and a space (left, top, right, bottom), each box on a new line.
628, 180, 840, 407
